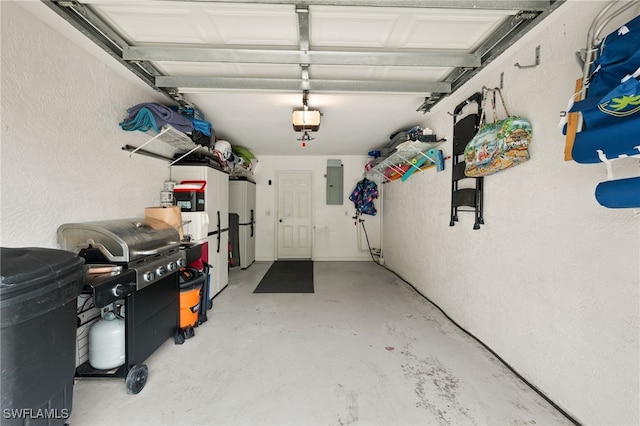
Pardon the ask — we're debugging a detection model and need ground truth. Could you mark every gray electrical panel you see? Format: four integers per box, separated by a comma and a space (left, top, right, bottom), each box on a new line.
326, 159, 343, 205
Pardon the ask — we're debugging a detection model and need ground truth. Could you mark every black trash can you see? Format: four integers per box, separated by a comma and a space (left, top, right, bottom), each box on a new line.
1, 247, 85, 426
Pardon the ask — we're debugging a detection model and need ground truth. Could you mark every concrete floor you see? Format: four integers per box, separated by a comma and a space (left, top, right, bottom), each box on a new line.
69, 261, 572, 426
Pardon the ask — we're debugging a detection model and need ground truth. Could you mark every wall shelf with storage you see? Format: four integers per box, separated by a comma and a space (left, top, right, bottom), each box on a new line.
366, 140, 445, 183
123, 125, 212, 166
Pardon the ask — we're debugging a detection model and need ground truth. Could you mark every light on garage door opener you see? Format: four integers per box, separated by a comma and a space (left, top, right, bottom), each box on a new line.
293, 90, 321, 147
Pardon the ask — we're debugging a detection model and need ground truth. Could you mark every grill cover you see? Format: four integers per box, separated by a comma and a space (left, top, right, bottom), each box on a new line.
57, 217, 181, 262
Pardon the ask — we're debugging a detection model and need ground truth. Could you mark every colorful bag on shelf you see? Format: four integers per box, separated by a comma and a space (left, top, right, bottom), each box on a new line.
464, 88, 532, 177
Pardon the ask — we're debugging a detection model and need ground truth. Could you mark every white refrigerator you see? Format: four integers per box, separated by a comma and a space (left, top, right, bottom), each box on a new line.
228, 179, 256, 269
171, 165, 229, 301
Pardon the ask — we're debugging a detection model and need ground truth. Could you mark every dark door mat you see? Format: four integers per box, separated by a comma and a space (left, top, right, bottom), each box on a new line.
253, 260, 314, 293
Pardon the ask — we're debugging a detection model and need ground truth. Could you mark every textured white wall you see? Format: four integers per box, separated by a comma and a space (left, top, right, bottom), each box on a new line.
254, 156, 381, 261
382, 1, 639, 424
1, 2, 171, 248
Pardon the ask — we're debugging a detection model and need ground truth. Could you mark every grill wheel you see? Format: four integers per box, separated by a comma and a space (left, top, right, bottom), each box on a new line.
125, 364, 148, 395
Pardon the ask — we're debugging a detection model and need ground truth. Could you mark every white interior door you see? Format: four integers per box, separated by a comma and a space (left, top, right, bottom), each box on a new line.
277, 172, 312, 259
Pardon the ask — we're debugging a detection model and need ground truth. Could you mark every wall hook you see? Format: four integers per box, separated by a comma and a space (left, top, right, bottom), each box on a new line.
514, 45, 541, 69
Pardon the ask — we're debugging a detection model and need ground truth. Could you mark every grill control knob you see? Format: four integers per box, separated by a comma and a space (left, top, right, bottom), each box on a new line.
143, 271, 155, 282
156, 266, 167, 276
177, 258, 187, 267
167, 262, 177, 272
111, 284, 126, 297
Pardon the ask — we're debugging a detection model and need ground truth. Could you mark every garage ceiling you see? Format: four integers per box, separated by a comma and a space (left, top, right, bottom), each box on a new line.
44, 0, 564, 156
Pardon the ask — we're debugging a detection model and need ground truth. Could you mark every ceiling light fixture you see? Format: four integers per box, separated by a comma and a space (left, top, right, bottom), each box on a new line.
292, 90, 320, 132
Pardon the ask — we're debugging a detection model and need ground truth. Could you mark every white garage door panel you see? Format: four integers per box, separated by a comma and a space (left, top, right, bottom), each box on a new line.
311, 6, 515, 51
91, 1, 298, 47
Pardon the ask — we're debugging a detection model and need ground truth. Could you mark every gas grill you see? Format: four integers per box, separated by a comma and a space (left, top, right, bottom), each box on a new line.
58, 217, 186, 304
57, 217, 186, 394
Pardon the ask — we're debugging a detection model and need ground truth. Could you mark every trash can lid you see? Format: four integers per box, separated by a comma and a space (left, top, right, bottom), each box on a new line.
1, 247, 85, 298
1, 247, 86, 328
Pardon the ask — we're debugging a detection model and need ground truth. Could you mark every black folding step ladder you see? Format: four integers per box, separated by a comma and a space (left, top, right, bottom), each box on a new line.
450, 92, 484, 230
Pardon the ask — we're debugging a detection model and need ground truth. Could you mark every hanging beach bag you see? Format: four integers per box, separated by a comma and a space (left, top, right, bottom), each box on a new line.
464, 88, 532, 177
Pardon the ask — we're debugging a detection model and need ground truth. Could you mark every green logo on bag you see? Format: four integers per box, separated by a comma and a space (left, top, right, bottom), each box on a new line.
599, 95, 640, 117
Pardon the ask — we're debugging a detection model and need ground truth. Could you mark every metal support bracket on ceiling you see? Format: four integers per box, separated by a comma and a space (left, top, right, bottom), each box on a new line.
123, 47, 481, 68
296, 5, 310, 52
514, 45, 541, 69
416, 94, 443, 114
156, 76, 452, 94
297, 6, 311, 90
300, 65, 311, 91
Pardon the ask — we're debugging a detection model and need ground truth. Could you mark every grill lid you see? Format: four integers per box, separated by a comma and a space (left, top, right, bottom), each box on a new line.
57, 217, 181, 262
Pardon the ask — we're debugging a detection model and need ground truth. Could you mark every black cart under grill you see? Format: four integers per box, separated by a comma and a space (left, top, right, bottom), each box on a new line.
57, 217, 186, 394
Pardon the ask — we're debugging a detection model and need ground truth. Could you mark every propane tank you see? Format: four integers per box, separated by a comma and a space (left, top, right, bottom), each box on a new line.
89, 311, 125, 370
